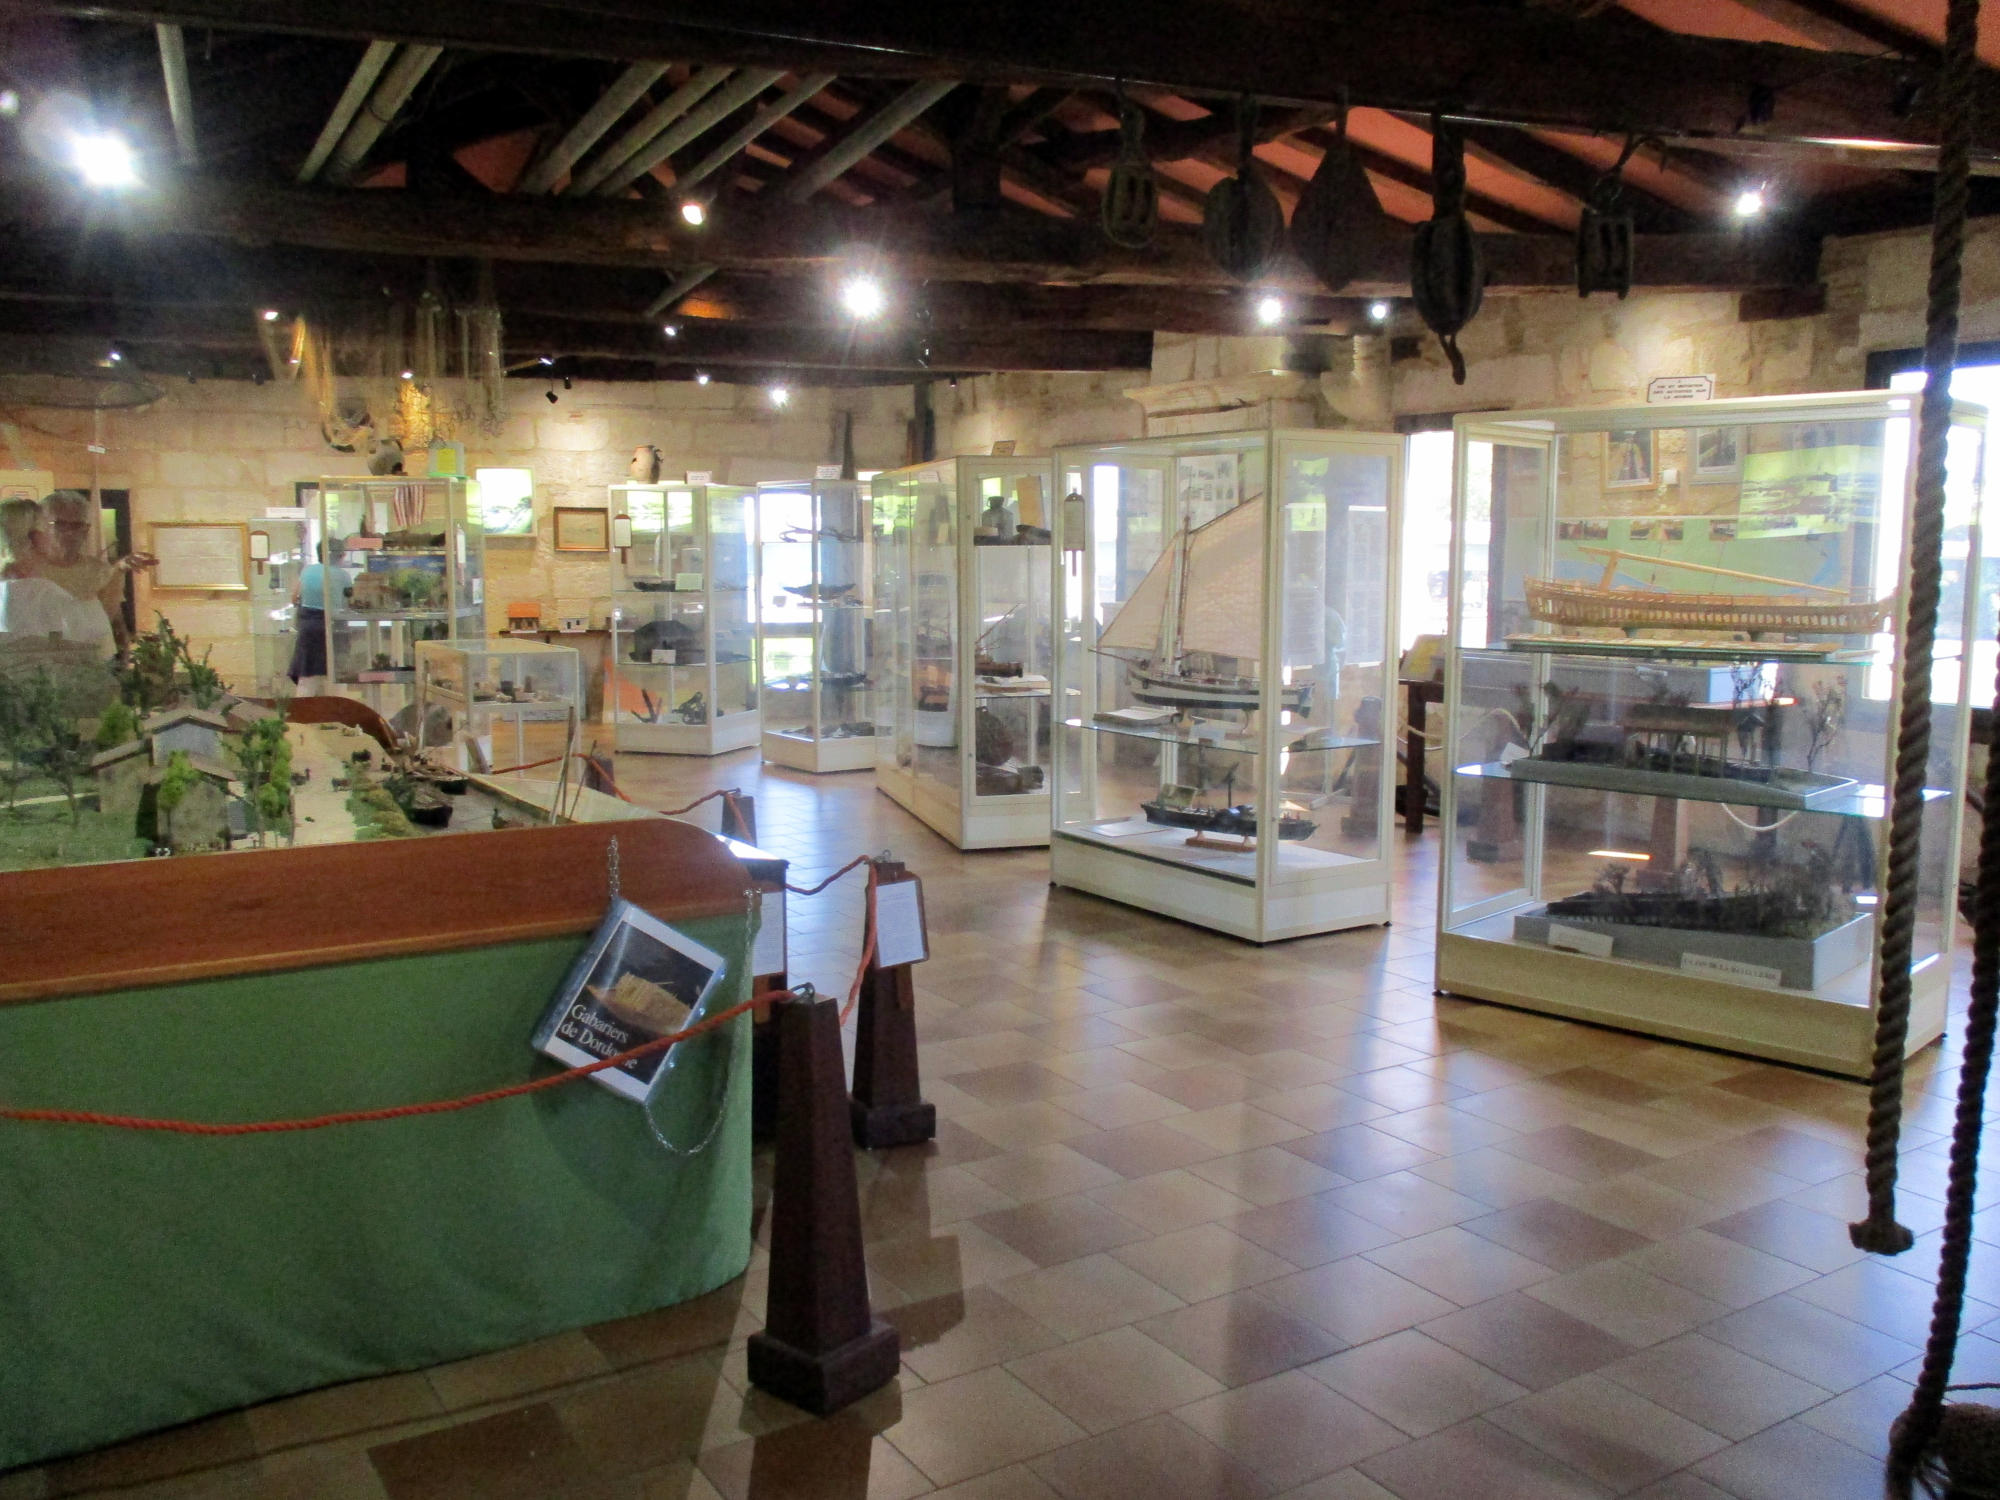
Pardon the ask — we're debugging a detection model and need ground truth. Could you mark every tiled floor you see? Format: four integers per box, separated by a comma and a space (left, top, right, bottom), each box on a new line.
14, 750, 1994, 1500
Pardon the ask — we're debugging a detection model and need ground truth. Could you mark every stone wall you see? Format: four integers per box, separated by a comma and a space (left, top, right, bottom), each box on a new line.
5, 378, 914, 685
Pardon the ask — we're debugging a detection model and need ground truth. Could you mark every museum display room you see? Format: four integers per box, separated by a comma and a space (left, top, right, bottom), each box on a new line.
756, 477, 876, 773
1434, 391, 1989, 1076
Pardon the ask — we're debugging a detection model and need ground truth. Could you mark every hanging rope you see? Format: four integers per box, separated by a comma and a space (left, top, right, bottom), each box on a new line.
1850, 0, 1982, 1259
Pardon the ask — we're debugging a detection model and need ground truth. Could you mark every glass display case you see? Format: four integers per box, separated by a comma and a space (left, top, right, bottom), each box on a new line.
247, 510, 317, 696
755, 479, 875, 772
315, 477, 483, 715
1437, 391, 1989, 1076
1050, 431, 1402, 940
607, 482, 758, 756
871, 457, 1057, 848
416, 639, 581, 774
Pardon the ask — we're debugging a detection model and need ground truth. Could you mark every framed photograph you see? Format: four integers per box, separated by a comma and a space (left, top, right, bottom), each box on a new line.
1604, 429, 1655, 489
149, 521, 250, 592
553, 506, 611, 552
1176, 452, 1241, 528
474, 467, 535, 537
1693, 427, 1744, 480
531, 898, 728, 1103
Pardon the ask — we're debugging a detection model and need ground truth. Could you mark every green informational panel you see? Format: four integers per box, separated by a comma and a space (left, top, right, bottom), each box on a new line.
0, 919, 752, 1468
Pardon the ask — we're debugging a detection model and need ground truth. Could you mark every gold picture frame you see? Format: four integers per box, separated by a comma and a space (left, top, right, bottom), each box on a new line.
149, 521, 251, 592
553, 506, 611, 552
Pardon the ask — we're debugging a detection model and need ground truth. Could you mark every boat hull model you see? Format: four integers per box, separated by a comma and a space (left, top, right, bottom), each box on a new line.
1530, 546, 1891, 638
1131, 668, 1311, 714
1141, 798, 1316, 841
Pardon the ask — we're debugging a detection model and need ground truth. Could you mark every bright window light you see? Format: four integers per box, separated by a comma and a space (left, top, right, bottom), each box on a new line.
840, 276, 886, 320
1255, 295, 1284, 327
70, 131, 138, 188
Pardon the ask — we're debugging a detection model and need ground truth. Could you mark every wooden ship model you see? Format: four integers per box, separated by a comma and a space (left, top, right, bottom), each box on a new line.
1527, 546, 1892, 638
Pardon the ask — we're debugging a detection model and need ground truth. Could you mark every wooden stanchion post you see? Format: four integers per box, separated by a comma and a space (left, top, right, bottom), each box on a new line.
850, 859, 935, 1148
720, 791, 757, 845
747, 991, 900, 1414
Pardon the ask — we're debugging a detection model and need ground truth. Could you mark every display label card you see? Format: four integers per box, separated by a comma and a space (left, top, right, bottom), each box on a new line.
1680, 952, 1783, 989
1647, 374, 1715, 404
815, 464, 843, 479
674, 571, 704, 591
873, 876, 930, 968
990, 440, 1018, 455
264, 506, 310, 520
1547, 923, 1615, 959
651, 648, 677, 665
686, 471, 712, 486
532, 898, 727, 1103
753, 889, 787, 977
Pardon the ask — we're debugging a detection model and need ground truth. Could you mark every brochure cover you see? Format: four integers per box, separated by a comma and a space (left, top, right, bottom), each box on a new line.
531, 898, 728, 1103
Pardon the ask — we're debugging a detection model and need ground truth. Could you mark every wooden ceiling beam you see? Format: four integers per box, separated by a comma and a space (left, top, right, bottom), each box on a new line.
0, 174, 1822, 293
11, 0, 1995, 158
1451, 124, 1697, 233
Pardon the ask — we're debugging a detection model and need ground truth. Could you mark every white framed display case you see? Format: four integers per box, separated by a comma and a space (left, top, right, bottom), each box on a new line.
248, 510, 317, 696
316, 477, 484, 716
1436, 391, 1989, 1076
416, 639, 581, 774
607, 482, 759, 756
756, 479, 876, 773
1051, 429, 1402, 940
871, 457, 1057, 848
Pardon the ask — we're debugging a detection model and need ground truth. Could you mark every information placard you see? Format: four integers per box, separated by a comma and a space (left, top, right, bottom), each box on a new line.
149, 522, 250, 592
1546, 922, 1614, 959
873, 876, 930, 968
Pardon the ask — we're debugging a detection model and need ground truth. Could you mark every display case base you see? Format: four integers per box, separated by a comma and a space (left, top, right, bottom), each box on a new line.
1512, 910, 1874, 992
763, 730, 876, 774
1435, 928, 1946, 1077
1051, 831, 1388, 943
617, 711, 761, 757
874, 773, 1050, 850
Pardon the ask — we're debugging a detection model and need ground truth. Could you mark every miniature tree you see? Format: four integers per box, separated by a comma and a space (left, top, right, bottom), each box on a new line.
121, 615, 185, 713
1803, 677, 1847, 775
0, 674, 31, 815
95, 700, 139, 750
156, 749, 195, 814
229, 716, 293, 838
177, 639, 224, 710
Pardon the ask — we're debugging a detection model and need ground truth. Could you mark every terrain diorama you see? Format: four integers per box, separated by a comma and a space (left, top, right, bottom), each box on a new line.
0, 616, 529, 873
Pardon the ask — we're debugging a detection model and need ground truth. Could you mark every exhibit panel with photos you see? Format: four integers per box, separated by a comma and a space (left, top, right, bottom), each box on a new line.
416, 638, 582, 774
315, 476, 485, 716
755, 478, 876, 773
1050, 430, 1403, 941
871, 457, 1056, 848
1435, 391, 1989, 1075
607, 482, 759, 756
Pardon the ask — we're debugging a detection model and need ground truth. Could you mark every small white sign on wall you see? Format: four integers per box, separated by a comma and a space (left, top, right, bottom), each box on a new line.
1647, 374, 1716, 404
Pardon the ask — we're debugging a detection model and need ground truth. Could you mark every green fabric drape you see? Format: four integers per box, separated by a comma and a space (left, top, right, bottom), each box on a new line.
0, 917, 753, 1469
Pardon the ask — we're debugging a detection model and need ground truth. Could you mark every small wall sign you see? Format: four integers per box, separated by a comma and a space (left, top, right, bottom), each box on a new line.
1646, 374, 1716, 404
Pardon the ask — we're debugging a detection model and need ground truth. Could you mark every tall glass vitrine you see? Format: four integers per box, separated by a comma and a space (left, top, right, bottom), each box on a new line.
1435, 392, 1988, 1075
248, 509, 317, 696
871, 458, 1056, 848
755, 479, 875, 772
607, 482, 759, 756
1051, 430, 1402, 941
316, 477, 483, 716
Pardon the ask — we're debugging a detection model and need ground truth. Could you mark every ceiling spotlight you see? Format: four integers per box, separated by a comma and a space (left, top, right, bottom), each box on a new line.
663, 323, 679, 338
1368, 299, 1392, 323
260, 308, 281, 323
107, 349, 122, 363
1732, 186, 1767, 219
768, 385, 790, 408
562, 375, 572, 390
840, 275, 886, 320
695, 371, 712, 386
545, 387, 559, 404
680, 199, 706, 227
0, 90, 19, 117
399, 368, 414, 380
70, 130, 139, 189
1254, 295, 1284, 328
538, 355, 554, 366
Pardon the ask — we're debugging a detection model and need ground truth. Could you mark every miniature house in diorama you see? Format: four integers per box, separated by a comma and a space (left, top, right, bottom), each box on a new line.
143, 707, 231, 765
506, 601, 543, 635
89, 739, 152, 818
140, 752, 237, 854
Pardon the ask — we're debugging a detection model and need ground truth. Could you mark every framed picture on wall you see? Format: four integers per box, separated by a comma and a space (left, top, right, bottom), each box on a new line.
149, 522, 251, 592
1604, 428, 1655, 489
553, 507, 611, 552
1693, 427, 1744, 480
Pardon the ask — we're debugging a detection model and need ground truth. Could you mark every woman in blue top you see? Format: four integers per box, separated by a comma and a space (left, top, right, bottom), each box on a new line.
287, 541, 350, 692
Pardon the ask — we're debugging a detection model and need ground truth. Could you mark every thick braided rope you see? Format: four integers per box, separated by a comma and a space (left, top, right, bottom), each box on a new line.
1850, 0, 1979, 1258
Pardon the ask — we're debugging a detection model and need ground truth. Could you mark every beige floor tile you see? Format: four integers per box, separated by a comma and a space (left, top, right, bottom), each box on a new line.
1027, 1413, 1271, 1500
877, 1366, 1087, 1487
1523, 1260, 1731, 1347
1623, 1228, 1820, 1309
1176, 1370, 1406, 1490
1692, 1418, 1888, 1500
1006, 1326, 1224, 1434
958, 1101, 1099, 1151
1088, 1168, 1256, 1234
1357, 1419, 1608, 1500
1136, 1290, 1347, 1386
1307, 1330, 1527, 1437
1221, 1192, 1401, 1269
993, 1253, 1185, 1341
1701, 1294, 1919, 1389
865, 1221, 1042, 1300
1407, 1145, 1582, 1209
1111, 1222, 1297, 1302
963, 1144, 1127, 1203
1545, 1174, 1727, 1241
1323, 1171, 1487, 1236
1257, 1084, 1398, 1132
1419, 1292, 1639, 1391
1257, 1258, 1456, 1346
1186, 1146, 1347, 1206
884, 1285, 1066, 1384
1361, 1225, 1555, 1305
1598, 1333, 1834, 1439
1055, 1082, 1188, 1130
1160, 1104, 1310, 1153
424, 1330, 612, 1411
1484, 1373, 1728, 1491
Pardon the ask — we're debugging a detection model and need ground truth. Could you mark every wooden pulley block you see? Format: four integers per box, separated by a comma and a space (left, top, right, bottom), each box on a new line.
1102, 100, 1159, 250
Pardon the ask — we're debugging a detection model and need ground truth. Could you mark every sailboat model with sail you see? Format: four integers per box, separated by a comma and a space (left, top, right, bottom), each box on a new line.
1096, 499, 1311, 714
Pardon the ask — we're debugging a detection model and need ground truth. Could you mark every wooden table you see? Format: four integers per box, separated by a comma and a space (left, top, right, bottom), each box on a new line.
1400, 676, 1445, 833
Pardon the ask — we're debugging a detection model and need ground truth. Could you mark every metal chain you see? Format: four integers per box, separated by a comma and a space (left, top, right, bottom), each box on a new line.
1850, 0, 1981, 1261
606, 835, 621, 904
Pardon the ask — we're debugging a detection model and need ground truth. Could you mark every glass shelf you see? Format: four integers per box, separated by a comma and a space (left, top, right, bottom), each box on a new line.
1067, 716, 1379, 755
1455, 760, 1946, 819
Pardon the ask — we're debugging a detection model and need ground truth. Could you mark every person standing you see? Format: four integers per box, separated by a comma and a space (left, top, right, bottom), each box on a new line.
30, 491, 153, 653
288, 540, 350, 693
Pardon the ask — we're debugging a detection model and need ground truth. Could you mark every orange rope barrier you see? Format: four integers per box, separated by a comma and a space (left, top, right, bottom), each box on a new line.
785, 853, 872, 898
485, 754, 567, 776
661, 788, 731, 818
